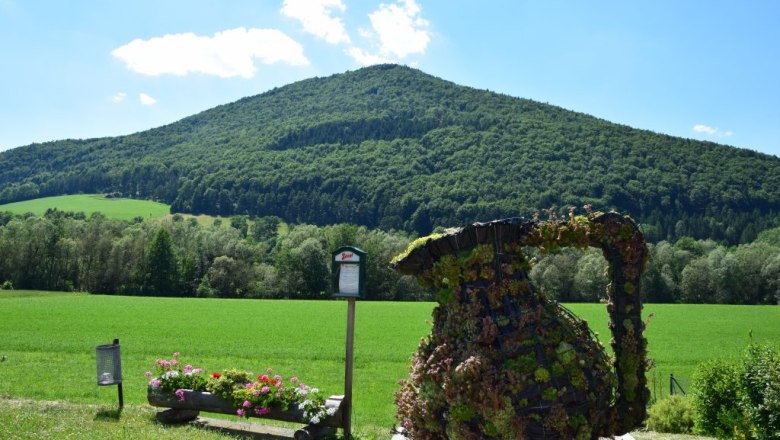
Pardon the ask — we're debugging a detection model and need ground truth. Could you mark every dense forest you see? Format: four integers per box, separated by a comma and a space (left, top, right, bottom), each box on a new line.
1, 65, 779, 244
1, 209, 778, 304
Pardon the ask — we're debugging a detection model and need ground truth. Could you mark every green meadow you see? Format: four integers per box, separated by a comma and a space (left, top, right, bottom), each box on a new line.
1, 291, 777, 437
0, 194, 170, 221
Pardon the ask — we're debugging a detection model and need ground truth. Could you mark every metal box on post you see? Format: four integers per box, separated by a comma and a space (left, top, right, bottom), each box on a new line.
96, 338, 123, 408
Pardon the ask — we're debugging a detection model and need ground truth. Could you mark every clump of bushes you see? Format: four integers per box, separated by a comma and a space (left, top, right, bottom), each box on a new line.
646, 395, 695, 434
0, 280, 12, 290
691, 343, 780, 439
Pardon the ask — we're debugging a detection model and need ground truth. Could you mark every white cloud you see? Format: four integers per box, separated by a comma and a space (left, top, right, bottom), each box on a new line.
112, 27, 309, 78
281, 0, 350, 45
368, 0, 430, 58
112, 92, 127, 103
693, 124, 733, 137
347, 0, 430, 66
139, 93, 157, 106
346, 47, 393, 66
693, 124, 717, 135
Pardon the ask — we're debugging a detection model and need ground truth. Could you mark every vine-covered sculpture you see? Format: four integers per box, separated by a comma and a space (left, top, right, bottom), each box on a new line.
391, 211, 649, 439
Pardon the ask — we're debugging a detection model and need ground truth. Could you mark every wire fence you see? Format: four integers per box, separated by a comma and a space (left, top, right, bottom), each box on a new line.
648, 369, 691, 402
669, 373, 686, 396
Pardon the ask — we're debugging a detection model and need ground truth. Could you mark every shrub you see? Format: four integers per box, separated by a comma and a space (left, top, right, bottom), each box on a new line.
741, 344, 780, 440
646, 395, 694, 434
691, 343, 780, 439
0, 280, 13, 290
691, 358, 746, 438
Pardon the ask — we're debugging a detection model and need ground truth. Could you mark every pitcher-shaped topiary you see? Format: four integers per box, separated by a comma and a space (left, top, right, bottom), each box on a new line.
392, 212, 650, 439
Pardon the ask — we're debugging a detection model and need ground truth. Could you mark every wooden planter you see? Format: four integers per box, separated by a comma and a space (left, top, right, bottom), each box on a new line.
148, 389, 344, 440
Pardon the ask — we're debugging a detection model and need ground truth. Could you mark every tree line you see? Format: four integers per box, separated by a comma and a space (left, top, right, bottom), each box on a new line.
0, 209, 426, 300
0, 209, 778, 304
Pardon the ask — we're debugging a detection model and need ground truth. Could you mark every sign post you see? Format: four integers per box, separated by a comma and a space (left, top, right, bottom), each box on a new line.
332, 246, 365, 439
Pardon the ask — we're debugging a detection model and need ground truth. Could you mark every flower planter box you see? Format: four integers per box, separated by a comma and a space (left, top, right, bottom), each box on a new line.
148, 389, 344, 440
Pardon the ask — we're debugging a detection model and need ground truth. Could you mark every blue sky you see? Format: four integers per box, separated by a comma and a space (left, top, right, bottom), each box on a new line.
1, 0, 778, 157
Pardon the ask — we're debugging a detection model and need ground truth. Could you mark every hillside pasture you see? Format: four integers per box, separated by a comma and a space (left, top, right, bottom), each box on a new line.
0, 194, 170, 221
0, 291, 777, 436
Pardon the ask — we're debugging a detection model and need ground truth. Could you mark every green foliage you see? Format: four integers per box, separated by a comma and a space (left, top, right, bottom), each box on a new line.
692, 343, 780, 439
646, 395, 695, 434
0, 210, 427, 300
740, 344, 780, 440
1, 65, 779, 243
691, 358, 745, 438
144, 227, 180, 296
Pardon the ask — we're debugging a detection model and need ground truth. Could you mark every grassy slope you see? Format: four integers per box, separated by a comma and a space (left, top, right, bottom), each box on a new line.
0, 194, 170, 221
2, 291, 774, 437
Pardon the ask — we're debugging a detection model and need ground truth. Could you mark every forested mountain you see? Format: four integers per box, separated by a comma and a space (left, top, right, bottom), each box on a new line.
2, 64, 779, 244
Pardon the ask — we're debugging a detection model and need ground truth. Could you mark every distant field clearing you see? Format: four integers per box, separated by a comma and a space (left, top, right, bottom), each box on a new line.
0, 194, 170, 221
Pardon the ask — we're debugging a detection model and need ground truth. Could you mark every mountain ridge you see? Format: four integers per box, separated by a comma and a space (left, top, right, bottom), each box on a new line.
1, 64, 778, 243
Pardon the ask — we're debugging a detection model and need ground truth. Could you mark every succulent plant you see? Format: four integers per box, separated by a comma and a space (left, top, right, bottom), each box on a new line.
392, 212, 649, 439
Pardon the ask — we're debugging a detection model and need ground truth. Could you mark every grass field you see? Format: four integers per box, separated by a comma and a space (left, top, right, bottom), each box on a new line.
0, 194, 171, 221
1, 291, 776, 438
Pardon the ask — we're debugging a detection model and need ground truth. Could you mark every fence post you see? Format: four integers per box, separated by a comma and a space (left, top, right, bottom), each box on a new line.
670, 373, 675, 396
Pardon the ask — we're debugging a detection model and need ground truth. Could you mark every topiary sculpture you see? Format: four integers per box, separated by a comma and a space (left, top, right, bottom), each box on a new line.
391, 211, 649, 439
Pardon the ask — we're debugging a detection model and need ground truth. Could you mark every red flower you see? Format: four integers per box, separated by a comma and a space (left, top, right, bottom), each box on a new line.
211, 372, 222, 379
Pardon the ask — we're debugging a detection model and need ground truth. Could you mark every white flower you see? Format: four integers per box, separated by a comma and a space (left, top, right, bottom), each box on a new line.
163, 370, 179, 379
326, 407, 337, 416
311, 388, 319, 393
310, 415, 320, 424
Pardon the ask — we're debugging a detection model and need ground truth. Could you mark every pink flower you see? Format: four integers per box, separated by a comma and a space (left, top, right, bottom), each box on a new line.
193, 368, 204, 374
245, 383, 253, 389
237, 409, 245, 417
255, 407, 271, 416
184, 365, 193, 374
261, 386, 270, 394
258, 374, 269, 382
144, 371, 153, 378
171, 360, 179, 367
149, 379, 161, 390
175, 389, 185, 402
273, 374, 282, 381
290, 377, 299, 383
252, 389, 260, 396
242, 400, 251, 408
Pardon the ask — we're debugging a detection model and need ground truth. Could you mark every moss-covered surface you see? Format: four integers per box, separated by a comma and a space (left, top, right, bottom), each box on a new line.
392, 212, 649, 439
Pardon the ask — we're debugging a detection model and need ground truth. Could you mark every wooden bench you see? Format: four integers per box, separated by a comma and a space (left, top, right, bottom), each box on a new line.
148, 389, 345, 440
